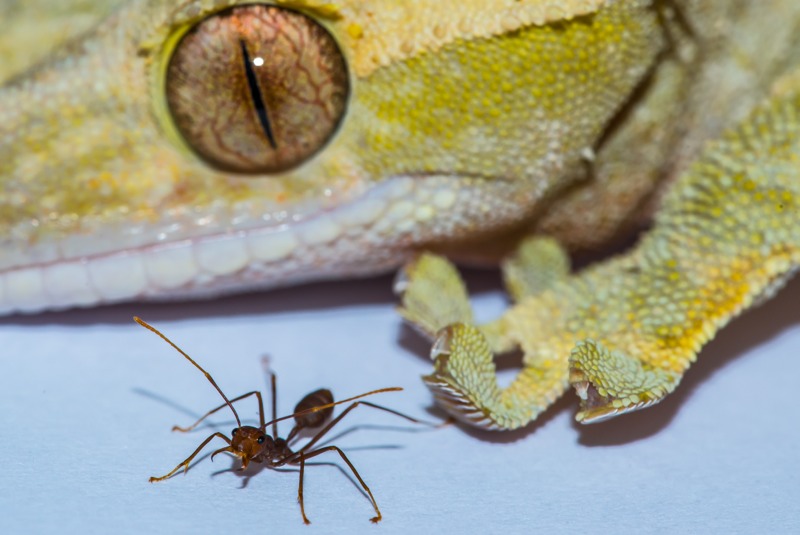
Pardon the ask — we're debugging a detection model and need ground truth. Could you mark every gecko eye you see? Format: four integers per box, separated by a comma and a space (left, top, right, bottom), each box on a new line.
165, 5, 349, 174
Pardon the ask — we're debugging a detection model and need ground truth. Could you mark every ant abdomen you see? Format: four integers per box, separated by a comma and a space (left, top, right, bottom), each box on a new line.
294, 388, 334, 429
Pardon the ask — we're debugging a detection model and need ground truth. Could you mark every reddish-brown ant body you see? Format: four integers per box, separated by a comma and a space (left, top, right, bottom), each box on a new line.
135, 316, 432, 524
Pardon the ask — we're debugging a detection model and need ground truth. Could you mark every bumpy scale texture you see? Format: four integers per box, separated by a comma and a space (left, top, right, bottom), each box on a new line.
399, 87, 800, 429
3, 2, 800, 428
0, 0, 659, 314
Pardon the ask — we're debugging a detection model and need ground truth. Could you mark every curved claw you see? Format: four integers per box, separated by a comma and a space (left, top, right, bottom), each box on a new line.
423, 324, 504, 430
569, 339, 679, 423
423, 324, 564, 431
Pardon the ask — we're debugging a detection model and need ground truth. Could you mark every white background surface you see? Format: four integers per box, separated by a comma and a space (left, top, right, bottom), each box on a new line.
1, 269, 798, 534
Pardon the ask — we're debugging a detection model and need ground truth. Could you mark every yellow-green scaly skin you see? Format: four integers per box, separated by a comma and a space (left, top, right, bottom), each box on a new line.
3, 1, 800, 427
400, 88, 800, 427
1, 0, 657, 312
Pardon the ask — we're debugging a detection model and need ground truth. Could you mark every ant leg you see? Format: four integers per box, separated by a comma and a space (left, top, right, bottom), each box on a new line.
172, 391, 264, 432
296, 446, 382, 523
297, 401, 434, 455
268, 367, 278, 437
259, 357, 280, 435
297, 452, 311, 524
149, 432, 231, 482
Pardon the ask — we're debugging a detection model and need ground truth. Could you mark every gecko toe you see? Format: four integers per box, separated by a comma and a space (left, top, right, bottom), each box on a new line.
569, 339, 679, 423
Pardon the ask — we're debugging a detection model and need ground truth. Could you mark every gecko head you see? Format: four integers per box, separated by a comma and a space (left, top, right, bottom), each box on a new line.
0, 1, 657, 314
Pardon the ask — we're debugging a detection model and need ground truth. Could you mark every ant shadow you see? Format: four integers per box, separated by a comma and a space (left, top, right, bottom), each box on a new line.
214, 457, 372, 500
134, 385, 434, 499
398, 274, 800, 446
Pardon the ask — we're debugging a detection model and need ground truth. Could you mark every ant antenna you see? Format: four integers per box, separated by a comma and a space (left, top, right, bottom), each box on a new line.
134, 316, 242, 428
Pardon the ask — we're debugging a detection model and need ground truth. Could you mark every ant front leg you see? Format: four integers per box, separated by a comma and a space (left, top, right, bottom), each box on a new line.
149, 432, 231, 482
171, 391, 265, 432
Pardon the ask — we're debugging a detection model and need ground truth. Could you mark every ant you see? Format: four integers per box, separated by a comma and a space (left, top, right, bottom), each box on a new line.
135, 316, 436, 524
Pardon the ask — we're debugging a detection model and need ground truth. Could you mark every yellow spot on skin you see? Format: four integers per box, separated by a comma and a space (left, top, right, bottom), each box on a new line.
346, 23, 364, 39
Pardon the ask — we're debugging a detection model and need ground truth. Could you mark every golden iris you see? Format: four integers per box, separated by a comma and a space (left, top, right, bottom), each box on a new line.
165, 5, 349, 174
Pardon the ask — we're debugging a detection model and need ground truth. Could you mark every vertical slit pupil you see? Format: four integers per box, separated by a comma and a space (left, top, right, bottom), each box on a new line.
239, 39, 278, 150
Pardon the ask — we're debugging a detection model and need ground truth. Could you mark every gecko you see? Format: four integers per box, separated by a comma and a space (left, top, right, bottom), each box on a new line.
1, 1, 799, 428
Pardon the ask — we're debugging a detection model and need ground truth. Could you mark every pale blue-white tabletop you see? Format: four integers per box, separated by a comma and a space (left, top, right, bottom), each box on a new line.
1, 270, 798, 534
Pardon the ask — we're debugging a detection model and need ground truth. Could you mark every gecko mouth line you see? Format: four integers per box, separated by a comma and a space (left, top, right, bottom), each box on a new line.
0, 172, 530, 315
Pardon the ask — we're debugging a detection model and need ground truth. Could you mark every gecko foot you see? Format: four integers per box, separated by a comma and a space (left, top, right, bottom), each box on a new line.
423, 323, 564, 431
569, 339, 680, 423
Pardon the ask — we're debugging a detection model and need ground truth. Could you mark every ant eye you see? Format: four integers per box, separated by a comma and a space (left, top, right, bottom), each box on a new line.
231, 428, 238, 436
164, 5, 349, 174
257, 435, 266, 444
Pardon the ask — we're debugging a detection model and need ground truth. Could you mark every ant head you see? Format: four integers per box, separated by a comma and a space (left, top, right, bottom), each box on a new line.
229, 426, 273, 467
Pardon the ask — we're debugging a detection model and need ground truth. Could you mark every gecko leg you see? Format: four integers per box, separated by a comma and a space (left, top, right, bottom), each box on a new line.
567, 85, 800, 422
398, 84, 800, 430
500, 236, 571, 302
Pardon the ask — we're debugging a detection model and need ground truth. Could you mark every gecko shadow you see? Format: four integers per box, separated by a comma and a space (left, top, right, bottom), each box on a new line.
0, 273, 400, 327
0, 265, 505, 327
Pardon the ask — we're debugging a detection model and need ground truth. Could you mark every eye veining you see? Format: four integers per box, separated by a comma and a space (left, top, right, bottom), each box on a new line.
165, 5, 350, 174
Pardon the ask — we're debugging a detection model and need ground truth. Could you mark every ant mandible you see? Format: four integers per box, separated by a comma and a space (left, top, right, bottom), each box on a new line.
135, 316, 435, 524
